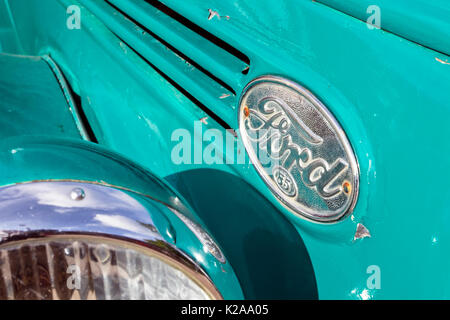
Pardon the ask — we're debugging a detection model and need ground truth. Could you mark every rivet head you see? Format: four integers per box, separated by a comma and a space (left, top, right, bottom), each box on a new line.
70, 188, 85, 201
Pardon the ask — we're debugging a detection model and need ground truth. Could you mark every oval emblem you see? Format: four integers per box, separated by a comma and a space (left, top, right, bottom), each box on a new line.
239, 76, 359, 222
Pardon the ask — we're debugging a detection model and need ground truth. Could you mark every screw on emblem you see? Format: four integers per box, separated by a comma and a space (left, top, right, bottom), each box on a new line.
243, 106, 250, 118
342, 181, 352, 195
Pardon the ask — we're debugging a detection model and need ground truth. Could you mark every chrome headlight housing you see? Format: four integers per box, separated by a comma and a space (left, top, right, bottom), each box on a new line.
0, 181, 229, 300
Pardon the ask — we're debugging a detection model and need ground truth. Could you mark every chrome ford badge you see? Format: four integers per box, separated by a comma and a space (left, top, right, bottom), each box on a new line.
239, 76, 359, 222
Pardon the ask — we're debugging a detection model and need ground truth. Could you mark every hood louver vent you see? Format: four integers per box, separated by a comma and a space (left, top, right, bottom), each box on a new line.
81, 0, 251, 129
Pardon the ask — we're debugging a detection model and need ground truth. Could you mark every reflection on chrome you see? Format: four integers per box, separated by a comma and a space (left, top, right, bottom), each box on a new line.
0, 181, 160, 241
169, 208, 226, 264
0, 181, 223, 300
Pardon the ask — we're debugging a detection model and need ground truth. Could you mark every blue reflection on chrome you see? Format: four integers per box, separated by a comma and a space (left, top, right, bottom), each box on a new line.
0, 181, 163, 242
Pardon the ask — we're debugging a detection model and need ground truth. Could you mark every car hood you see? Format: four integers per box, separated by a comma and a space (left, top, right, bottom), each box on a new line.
316, 0, 450, 56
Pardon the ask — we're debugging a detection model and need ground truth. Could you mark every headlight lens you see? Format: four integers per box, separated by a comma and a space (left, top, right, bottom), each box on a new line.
0, 236, 215, 300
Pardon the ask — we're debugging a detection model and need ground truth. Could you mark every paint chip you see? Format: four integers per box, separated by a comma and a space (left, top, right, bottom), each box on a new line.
227, 129, 238, 138
208, 9, 220, 20
220, 93, 231, 99
354, 223, 371, 240
10, 148, 23, 155
199, 117, 208, 125
436, 57, 450, 65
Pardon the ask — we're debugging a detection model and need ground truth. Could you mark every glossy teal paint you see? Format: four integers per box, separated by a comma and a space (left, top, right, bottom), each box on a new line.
0, 53, 82, 140
166, 168, 318, 299
316, 0, 450, 56
0, 0, 449, 299
159, 0, 450, 299
79, 0, 244, 128
0, 0, 21, 53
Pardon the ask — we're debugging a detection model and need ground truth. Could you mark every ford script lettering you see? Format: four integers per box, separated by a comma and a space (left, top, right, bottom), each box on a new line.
239, 76, 359, 222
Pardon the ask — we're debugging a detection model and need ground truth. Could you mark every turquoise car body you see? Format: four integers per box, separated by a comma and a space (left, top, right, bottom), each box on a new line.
0, 0, 449, 299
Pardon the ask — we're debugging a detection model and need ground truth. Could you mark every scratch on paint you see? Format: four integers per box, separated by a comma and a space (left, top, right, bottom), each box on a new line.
436, 57, 450, 65
208, 9, 230, 20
